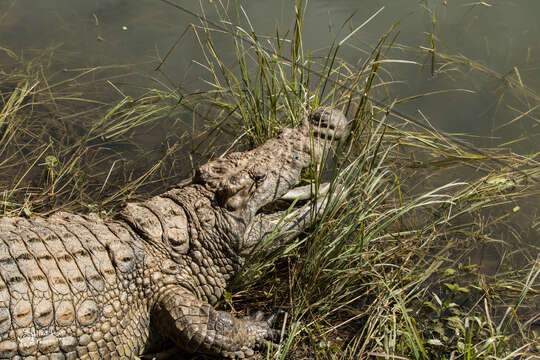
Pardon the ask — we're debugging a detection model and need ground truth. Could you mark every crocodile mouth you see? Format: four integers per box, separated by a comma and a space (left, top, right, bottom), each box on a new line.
240, 180, 338, 255
258, 182, 331, 214
280, 182, 330, 202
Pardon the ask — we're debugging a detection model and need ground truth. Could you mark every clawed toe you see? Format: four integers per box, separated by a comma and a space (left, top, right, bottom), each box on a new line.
264, 309, 286, 326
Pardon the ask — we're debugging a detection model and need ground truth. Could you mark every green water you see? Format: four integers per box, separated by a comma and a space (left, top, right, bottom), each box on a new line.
1, 0, 538, 152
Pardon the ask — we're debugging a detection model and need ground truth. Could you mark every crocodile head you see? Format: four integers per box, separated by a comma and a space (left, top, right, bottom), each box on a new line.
193, 108, 348, 252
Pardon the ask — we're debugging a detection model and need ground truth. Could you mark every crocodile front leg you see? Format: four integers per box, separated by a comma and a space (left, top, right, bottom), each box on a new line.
155, 286, 279, 358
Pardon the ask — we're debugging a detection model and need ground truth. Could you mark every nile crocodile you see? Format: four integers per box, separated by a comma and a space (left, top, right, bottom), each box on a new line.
0, 108, 348, 359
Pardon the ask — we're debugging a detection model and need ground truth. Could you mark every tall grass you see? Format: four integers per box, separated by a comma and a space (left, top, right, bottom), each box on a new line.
177, 1, 539, 359
0, 46, 204, 216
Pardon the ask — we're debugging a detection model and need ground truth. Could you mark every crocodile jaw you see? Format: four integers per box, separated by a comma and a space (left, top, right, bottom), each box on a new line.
194, 108, 348, 252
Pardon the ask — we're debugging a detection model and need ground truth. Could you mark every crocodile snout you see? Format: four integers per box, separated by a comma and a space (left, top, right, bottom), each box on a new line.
308, 107, 348, 140
194, 107, 349, 216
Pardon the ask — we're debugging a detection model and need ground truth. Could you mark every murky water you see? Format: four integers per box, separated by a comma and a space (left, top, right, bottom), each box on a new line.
1, 0, 538, 151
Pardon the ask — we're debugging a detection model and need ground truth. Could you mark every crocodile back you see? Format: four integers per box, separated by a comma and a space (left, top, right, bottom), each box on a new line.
0, 212, 152, 359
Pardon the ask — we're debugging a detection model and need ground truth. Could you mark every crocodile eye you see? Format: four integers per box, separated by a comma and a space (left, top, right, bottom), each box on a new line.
250, 168, 266, 182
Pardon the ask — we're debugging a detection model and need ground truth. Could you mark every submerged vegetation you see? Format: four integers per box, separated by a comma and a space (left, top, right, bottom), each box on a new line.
1, 0, 538, 359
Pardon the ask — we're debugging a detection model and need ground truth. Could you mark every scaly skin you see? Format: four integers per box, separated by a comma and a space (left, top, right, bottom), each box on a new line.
0, 108, 348, 359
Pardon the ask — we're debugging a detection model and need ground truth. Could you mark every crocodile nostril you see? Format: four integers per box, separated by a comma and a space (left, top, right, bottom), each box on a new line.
310, 110, 324, 123
309, 108, 348, 140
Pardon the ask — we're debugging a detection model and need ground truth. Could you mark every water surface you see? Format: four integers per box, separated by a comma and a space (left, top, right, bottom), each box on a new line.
1, 0, 538, 152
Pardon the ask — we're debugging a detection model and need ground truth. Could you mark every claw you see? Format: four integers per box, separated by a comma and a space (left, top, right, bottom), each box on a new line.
252, 311, 265, 322
243, 347, 254, 357
264, 309, 286, 326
